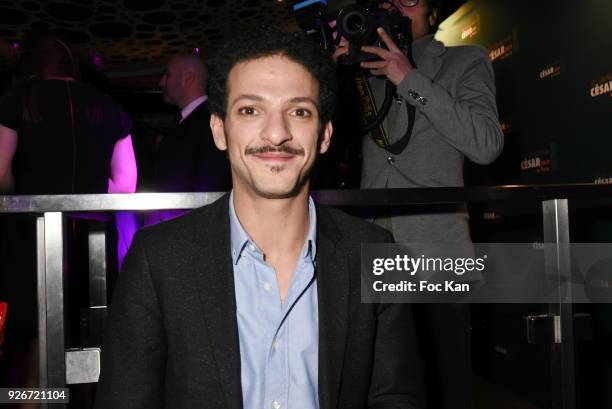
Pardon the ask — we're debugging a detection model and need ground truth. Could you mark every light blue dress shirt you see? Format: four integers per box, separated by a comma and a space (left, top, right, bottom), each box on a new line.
229, 193, 319, 409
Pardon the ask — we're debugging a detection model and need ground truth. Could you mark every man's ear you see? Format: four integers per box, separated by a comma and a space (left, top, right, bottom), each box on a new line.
318, 121, 333, 155
210, 113, 228, 151
182, 70, 195, 88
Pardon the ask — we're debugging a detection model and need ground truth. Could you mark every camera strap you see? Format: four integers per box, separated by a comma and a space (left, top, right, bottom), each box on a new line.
384, 101, 415, 155
353, 73, 387, 146
354, 72, 415, 155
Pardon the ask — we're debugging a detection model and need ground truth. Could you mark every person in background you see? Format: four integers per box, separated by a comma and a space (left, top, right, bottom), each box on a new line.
156, 52, 230, 193
0, 32, 136, 195
334, 0, 504, 407
0, 31, 138, 266
142, 53, 231, 226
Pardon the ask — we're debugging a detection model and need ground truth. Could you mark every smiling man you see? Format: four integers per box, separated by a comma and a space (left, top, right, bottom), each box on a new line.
94, 27, 424, 409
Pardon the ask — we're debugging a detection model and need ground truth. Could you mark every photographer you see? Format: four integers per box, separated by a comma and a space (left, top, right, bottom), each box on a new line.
334, 1, 503, 408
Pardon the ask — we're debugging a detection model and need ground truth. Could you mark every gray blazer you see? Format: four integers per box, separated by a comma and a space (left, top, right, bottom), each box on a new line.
361, 35, 503, 243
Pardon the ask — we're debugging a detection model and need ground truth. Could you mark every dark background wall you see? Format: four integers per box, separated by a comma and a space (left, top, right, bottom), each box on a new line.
437, 0, 612, 187
436, 2, 612, 408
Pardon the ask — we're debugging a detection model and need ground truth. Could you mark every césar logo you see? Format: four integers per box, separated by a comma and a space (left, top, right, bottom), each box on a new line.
539, 63, 561, 80
489, 37, 513, 61
521, 145, 555, 174
590, 75, 612, 98
521, 156, 551, 173
521, 157, 542, 170
482, 211, 500, 221
461, 16, 480, 40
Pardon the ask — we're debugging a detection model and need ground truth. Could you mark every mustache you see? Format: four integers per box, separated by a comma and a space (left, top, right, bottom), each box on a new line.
245, 145, 305, 156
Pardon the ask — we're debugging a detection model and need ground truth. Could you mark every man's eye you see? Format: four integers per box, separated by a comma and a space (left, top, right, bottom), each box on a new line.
238, 107, 257, 115
291, 108, 312, 118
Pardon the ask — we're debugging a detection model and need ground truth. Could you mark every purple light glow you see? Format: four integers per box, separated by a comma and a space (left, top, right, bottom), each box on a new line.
92, 53, 104, 70
10, 42, 20, 50
193, 47, 200, 55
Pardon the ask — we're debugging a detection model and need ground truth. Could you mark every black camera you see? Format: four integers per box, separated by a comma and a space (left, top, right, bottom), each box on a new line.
336, 3, 412, 63
294, 0, 413, 64
294, 0, 416, 138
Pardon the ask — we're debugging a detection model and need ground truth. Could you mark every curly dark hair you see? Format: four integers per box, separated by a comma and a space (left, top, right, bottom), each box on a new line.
208, 26, 337, 125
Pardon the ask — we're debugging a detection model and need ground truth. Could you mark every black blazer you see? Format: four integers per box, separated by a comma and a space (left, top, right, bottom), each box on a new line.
94, 195, 425, 409
154, 101, 231, 192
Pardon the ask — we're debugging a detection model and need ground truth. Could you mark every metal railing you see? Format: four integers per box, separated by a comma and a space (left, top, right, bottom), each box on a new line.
2, 183, 612, 409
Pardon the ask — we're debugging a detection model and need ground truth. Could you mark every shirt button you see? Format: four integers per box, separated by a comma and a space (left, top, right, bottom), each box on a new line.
263, 282, 272, 291
387, 156, 395, 164
272, 400, 281, 409
273, 339, 280, 350
248, 244, 256, 252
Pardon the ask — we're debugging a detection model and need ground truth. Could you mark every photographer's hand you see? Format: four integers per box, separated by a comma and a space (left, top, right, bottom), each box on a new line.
361, 27, 413, 86
329, 20, 349, 63
333, 36, 349, 63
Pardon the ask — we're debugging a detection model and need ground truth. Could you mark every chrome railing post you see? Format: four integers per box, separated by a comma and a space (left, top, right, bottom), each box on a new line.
88, 221, 107, 347
542, 199, 575, 409
36, 211, 66, 409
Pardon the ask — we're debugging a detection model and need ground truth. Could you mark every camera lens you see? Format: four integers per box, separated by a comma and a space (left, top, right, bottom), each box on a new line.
336, 4, 377, 46
344, 11, 366, 35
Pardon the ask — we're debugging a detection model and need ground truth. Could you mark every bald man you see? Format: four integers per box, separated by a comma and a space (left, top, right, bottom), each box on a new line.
153, 53, 230, 196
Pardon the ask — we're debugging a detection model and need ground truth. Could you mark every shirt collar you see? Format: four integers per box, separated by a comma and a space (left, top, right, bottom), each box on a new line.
229, 191, 317, 265
180, 95, 207, 122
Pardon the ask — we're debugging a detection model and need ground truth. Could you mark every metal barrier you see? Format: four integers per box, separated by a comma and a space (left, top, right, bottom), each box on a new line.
2, 184, 612, 409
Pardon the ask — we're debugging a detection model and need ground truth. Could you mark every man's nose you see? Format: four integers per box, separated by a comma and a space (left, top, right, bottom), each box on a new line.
261, 111, 292, 146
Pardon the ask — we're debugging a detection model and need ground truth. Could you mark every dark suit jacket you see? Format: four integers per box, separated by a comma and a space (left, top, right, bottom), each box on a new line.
94, 195, 425, 409
154, 100, 230, 192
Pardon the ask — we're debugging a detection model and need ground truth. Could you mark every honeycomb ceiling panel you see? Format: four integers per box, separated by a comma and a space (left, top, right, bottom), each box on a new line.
0, 0, 296, 73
